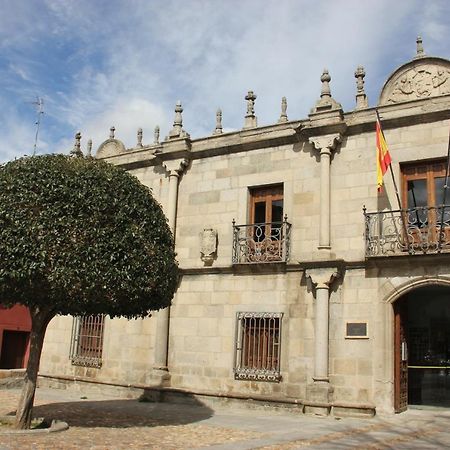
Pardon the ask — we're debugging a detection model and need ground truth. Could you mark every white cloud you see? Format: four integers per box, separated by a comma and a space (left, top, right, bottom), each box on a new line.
0, 0, 449, 161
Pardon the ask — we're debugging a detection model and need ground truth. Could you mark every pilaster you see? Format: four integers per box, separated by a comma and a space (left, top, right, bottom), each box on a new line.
150, 157, 188, 387
304, 267, 340, 415
308, 133, 342, 256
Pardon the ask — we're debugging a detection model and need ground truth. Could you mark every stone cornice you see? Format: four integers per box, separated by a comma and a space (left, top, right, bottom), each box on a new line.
98, 94, 450, 170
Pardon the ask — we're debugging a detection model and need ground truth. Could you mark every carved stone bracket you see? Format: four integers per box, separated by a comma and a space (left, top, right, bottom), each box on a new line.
305, 268, 340, 290
163, 158, 189, 178
309, 133, 342, 155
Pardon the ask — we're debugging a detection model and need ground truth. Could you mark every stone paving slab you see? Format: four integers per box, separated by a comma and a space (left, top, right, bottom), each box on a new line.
1, 387, 449, 449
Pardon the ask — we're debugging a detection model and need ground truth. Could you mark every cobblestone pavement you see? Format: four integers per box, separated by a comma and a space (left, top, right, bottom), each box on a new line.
1, 387, 449, 449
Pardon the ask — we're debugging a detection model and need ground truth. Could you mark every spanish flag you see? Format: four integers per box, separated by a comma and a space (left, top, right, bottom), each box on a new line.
376, 114, 392, 192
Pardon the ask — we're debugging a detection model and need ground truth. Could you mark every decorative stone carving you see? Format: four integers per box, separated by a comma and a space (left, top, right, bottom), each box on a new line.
310, 69, 342, 113
137, 128, 143, 148
200, 228, 218, 265
96, 126, 127, 158
163, 158, 189, 177
309, 133, 342, 154
167, 101, 190, 139
86, 139, 93, 158
154, 125, 160, 144
379, 56, 450, 105
354, 66, 368, 109
213, 109, 223, 135
243, 91, 257, 129
278, 97, 288, 123
70, 132, 83, 158
414, 36, 425, 60
305, 268, 340, 290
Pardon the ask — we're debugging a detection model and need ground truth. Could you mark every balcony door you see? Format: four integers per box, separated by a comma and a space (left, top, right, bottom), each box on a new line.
401, 160, 449, 248
248, 185, 283, 261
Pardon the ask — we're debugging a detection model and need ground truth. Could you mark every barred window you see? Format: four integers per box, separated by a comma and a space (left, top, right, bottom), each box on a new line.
70, 315, 105, 368
234, 312, 282, 382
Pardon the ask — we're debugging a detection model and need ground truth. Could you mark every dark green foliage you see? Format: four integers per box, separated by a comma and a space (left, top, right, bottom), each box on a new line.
0, 154, 178, 318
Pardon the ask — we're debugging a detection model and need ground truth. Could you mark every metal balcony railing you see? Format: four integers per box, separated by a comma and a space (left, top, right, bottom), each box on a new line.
232, 216, 291, 264
364, 205, 450, 257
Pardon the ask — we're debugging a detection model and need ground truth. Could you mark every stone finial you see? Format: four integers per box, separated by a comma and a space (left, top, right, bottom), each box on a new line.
310, 69, 342, 114
320, 69, 331, 99
70, 131, 83, 157
154, 125, 160, 144
109, 126, 115, 139
354, 65, 368, 109
86, 139, 93, 158
137, 128, 143, 148
168, 101, 190, 139
278, 97, 288, 123
414, 36, 426, 59
213, 108, 223, 135
243, 90, 257, 129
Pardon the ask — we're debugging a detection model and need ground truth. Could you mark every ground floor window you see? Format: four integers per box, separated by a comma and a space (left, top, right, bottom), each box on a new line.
234, 312, 282, 382
70, 315, 105, 368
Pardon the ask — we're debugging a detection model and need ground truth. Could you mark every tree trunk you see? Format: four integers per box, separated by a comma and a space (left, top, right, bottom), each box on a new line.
14, 307, 54, 429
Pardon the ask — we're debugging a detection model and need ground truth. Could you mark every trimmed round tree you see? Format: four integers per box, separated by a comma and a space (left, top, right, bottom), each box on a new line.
0, 154, 178, 429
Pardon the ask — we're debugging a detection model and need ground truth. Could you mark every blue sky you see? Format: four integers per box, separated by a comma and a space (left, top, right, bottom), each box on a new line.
1, 0, 449, 162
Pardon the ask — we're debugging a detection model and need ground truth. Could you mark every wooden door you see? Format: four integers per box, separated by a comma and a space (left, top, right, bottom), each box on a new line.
248, 185, 284, 261
394, 299, 408, 412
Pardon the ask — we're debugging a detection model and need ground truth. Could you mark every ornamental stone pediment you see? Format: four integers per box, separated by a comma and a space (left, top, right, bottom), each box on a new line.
379, 57, 450, 105
96, 138, 127, 158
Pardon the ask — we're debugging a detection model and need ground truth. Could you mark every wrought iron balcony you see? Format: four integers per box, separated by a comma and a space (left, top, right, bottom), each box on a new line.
364, 205, 450, 257
232, 216, 291, 264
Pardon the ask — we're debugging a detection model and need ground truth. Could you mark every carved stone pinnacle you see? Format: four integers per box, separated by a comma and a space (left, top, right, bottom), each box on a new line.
278, 97, 288, 123
354, 65, 368, 109
213, 108, 223, 135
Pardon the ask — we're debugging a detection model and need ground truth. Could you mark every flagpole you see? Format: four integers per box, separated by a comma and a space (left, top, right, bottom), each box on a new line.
437, 122, 450, 251
376, 109, 411, 253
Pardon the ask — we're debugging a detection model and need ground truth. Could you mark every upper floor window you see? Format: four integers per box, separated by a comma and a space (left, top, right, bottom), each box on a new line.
232, 184, 291, 264
402, 159, 447, 210
249, 185, 284, 227
402, 160, 449, 229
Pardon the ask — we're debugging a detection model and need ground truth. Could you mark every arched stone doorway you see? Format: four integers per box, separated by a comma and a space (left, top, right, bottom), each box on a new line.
394, 284, 450, 412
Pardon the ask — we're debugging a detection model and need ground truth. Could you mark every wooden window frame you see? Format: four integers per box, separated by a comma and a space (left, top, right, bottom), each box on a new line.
248, 184, 284, 225
401, 159, 447, 209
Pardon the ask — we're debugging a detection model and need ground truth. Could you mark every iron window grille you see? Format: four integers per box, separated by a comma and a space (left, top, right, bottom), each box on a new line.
70, 314, 105, 368
234, 312, 283, 382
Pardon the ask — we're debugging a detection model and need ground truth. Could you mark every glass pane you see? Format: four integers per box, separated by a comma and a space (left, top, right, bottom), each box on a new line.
254, 202, 266, 224
407, 179, 427, 208
434, 177, 446, 206
407, 179, 428, 227
272, 199, 283, 223
434, 177, 450, 226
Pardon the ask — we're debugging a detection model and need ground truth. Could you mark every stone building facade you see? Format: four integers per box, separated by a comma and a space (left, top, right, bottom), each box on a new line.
39, 39, 450, 415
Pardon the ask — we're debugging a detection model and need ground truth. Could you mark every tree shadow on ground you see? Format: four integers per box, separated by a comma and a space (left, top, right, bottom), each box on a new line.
8, 395, 214, 428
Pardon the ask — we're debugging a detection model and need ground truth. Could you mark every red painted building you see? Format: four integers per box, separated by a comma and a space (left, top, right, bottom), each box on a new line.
0, 304, 31, 369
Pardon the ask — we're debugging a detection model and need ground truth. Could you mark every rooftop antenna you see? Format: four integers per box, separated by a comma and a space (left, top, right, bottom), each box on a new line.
31, 97, 44, 156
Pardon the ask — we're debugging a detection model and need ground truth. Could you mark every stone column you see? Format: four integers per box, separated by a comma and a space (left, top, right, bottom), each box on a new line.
305, 267, 340, 414
152, 158, 188, 384
309, 134, 342, 252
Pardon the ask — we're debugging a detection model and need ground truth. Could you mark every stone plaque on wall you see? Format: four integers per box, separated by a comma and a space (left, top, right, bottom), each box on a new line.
345, 322, 368, 339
